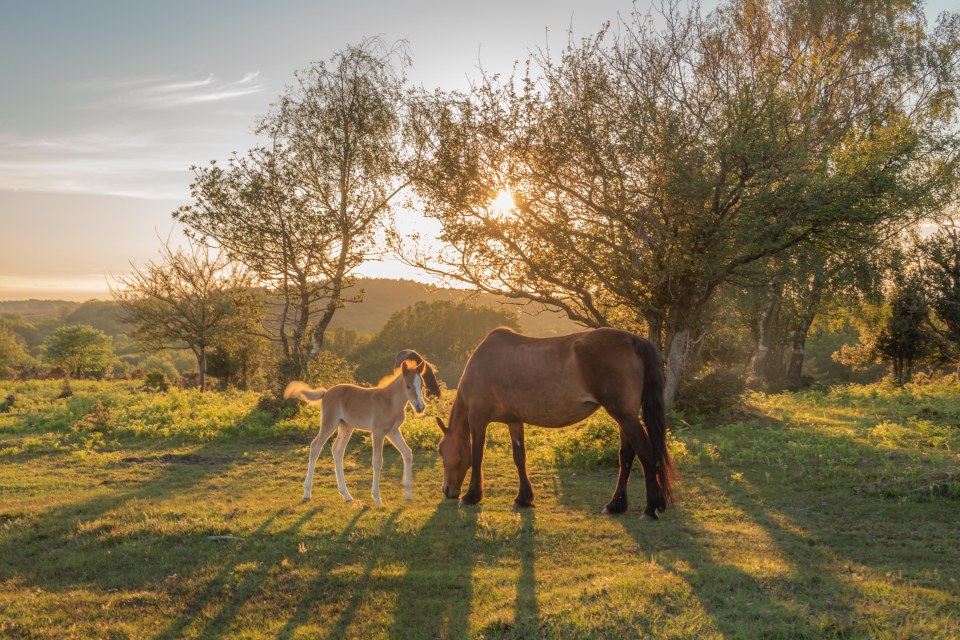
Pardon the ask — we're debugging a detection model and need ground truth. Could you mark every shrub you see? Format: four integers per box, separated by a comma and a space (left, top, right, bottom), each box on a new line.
678, 368, 747, 416
144, 369, 171, 392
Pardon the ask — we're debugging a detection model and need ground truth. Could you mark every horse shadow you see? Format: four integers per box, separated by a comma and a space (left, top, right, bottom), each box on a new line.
553, 414, 959, 638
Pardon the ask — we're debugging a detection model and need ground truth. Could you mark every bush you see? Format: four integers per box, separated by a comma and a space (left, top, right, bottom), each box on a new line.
678, 368, 747, 416
144, 369, 171, 392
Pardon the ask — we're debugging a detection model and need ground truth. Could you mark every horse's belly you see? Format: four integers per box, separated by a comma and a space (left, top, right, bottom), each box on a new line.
501, 397, 599, 429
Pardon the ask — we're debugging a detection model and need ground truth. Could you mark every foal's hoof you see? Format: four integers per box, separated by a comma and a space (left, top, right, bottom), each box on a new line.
302, 495, 311, 503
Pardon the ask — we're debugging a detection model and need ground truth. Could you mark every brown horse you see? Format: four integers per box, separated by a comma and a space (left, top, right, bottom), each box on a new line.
436, 328, 675, 519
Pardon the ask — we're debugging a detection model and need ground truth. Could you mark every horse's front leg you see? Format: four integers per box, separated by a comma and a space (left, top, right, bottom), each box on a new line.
459, 419, 488, 506
371, 431, 386, 507
508, 422, 534, 508
386, 428, 414, 502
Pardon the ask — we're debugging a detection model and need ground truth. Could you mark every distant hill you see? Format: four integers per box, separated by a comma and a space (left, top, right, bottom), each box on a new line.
0, 278, 581, 339
329, 279, 581, 337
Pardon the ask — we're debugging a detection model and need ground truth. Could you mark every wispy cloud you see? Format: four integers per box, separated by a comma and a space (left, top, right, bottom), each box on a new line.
99, 71, 267, 109
0, 127, 250, 200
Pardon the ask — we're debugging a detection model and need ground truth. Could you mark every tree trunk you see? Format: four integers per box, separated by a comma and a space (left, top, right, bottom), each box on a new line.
753, 281, 781, 381
645, 314, 663, 352
198, 346, 207, 393
664, 328, 689, 406
784, 313, 816, 389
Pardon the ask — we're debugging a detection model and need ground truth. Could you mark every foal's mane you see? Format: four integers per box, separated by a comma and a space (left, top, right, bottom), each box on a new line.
376, 359, 419, 388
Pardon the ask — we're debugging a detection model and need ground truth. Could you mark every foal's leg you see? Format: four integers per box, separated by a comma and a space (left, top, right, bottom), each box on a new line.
370, 431, 386, 507
508, 422, 534, 508
602, 430, 635, 515
331, 425, 355, 503
303, 416, 341, 501
386, 429, 414, 502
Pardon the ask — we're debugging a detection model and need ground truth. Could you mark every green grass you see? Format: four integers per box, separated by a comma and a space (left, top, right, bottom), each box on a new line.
0, 378, 958, 639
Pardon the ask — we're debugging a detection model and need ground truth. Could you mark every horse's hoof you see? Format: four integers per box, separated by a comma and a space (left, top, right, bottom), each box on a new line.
640, 513, 658, 521
601, 506, 611, 515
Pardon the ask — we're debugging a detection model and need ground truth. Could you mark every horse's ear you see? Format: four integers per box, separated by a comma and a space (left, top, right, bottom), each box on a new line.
435, 417, 449, 434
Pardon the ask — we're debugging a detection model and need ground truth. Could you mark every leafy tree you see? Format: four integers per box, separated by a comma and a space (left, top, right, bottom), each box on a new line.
403, 0, 960, 402
918, 220, 960, 374
351, 300, 518, 385
43, 324, 114, 379
111, 238, 263, 392
0, 323, 31, 378
877, 282, 936, 384
175, 39, 411, 386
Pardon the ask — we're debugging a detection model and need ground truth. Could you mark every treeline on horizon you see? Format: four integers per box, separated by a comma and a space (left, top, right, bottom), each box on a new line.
4, 0, 960, 409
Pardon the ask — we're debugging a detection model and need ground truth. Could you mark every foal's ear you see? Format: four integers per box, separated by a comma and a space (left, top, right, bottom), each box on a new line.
435, 417, 449, 434
415, 360, 427, 375
401, 360, 411, 374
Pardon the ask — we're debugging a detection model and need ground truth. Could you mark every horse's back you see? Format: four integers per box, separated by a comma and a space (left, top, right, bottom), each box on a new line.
459, 327, 646, 426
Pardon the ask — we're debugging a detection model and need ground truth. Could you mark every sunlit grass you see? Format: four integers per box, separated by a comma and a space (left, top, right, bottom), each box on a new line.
0, 378, 958, 638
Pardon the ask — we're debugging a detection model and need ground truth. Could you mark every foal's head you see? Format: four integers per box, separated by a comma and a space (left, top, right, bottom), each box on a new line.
400, 359, 427, 414
436, 416, 470, 499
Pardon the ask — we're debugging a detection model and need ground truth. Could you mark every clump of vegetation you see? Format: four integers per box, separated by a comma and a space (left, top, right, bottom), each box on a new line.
143, 369, 171, 392
677, 369, 747, 417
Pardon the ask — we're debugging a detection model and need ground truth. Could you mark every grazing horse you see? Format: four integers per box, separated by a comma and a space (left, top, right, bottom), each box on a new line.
436, 328, 675, 519
285, 351, 438, 506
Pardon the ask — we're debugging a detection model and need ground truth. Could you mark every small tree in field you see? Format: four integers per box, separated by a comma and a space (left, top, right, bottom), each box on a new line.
175, 38, 411, 388
112, 238, 263, 392
0, 323, 32, 379
43, 324, 114, 379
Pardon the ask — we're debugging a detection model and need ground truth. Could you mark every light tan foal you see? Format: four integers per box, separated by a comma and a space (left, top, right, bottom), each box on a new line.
284, 360, 428, 506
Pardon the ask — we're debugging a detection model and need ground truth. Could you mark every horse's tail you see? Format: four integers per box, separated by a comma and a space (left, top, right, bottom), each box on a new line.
283, 381, 327, 405
635, 337, 675, 507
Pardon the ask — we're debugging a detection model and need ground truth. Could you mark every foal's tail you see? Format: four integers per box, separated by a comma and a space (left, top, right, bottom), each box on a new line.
635, 337, 676, 507
283, 381, 327, 405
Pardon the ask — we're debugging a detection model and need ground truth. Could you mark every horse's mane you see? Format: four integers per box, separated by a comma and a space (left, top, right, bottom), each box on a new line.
376, 359, 418, 388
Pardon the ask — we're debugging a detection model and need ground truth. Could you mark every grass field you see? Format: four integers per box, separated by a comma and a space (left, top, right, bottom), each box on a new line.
1, 379, 958, 639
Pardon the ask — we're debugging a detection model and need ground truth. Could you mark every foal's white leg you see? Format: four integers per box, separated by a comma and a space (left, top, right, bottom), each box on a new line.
386, 429, 414, 502
371, 431, 386, 507
331, 426, 355, 503
303, 419, 339, 501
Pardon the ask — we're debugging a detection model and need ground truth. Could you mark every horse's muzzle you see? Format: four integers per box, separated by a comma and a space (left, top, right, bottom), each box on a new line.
441, 484, 458, 499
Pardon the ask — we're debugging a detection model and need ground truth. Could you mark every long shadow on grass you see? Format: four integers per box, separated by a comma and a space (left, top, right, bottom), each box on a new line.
387, 500, 479, 640
555, 467, 829, 638
158, 505, 354, 640
0, 441, 252, 592
555, 413, 960, 638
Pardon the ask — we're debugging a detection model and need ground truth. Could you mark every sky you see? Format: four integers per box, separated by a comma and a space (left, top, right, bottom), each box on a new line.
1, 0, 955, 301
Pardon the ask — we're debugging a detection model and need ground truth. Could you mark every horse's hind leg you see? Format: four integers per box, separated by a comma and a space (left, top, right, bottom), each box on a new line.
370, 431, 386, 506
303, 416, 340, 501
386, 429, 414, 502
613, 414, 664, 520
602, 430, 637, 515
331, 425, 355, 503
508, 422, 534, 508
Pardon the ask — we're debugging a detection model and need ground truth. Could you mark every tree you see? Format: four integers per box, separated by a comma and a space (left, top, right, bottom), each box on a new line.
111, 238, 262, 392
403, 0, 960, 402
43, 324, 114, 379
175, 38, 411, 385
918, 220, 960, 374
0, 322, 31, 379
351, 300, 519, 385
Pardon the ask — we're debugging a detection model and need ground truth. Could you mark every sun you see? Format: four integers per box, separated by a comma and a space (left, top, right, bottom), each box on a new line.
489, 189, 517, 218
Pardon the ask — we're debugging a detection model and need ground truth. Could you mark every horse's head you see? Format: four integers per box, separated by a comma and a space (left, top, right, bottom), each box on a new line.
394, 349, 441, 398
435, 416, 470, 499
400, 359, 427, 414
